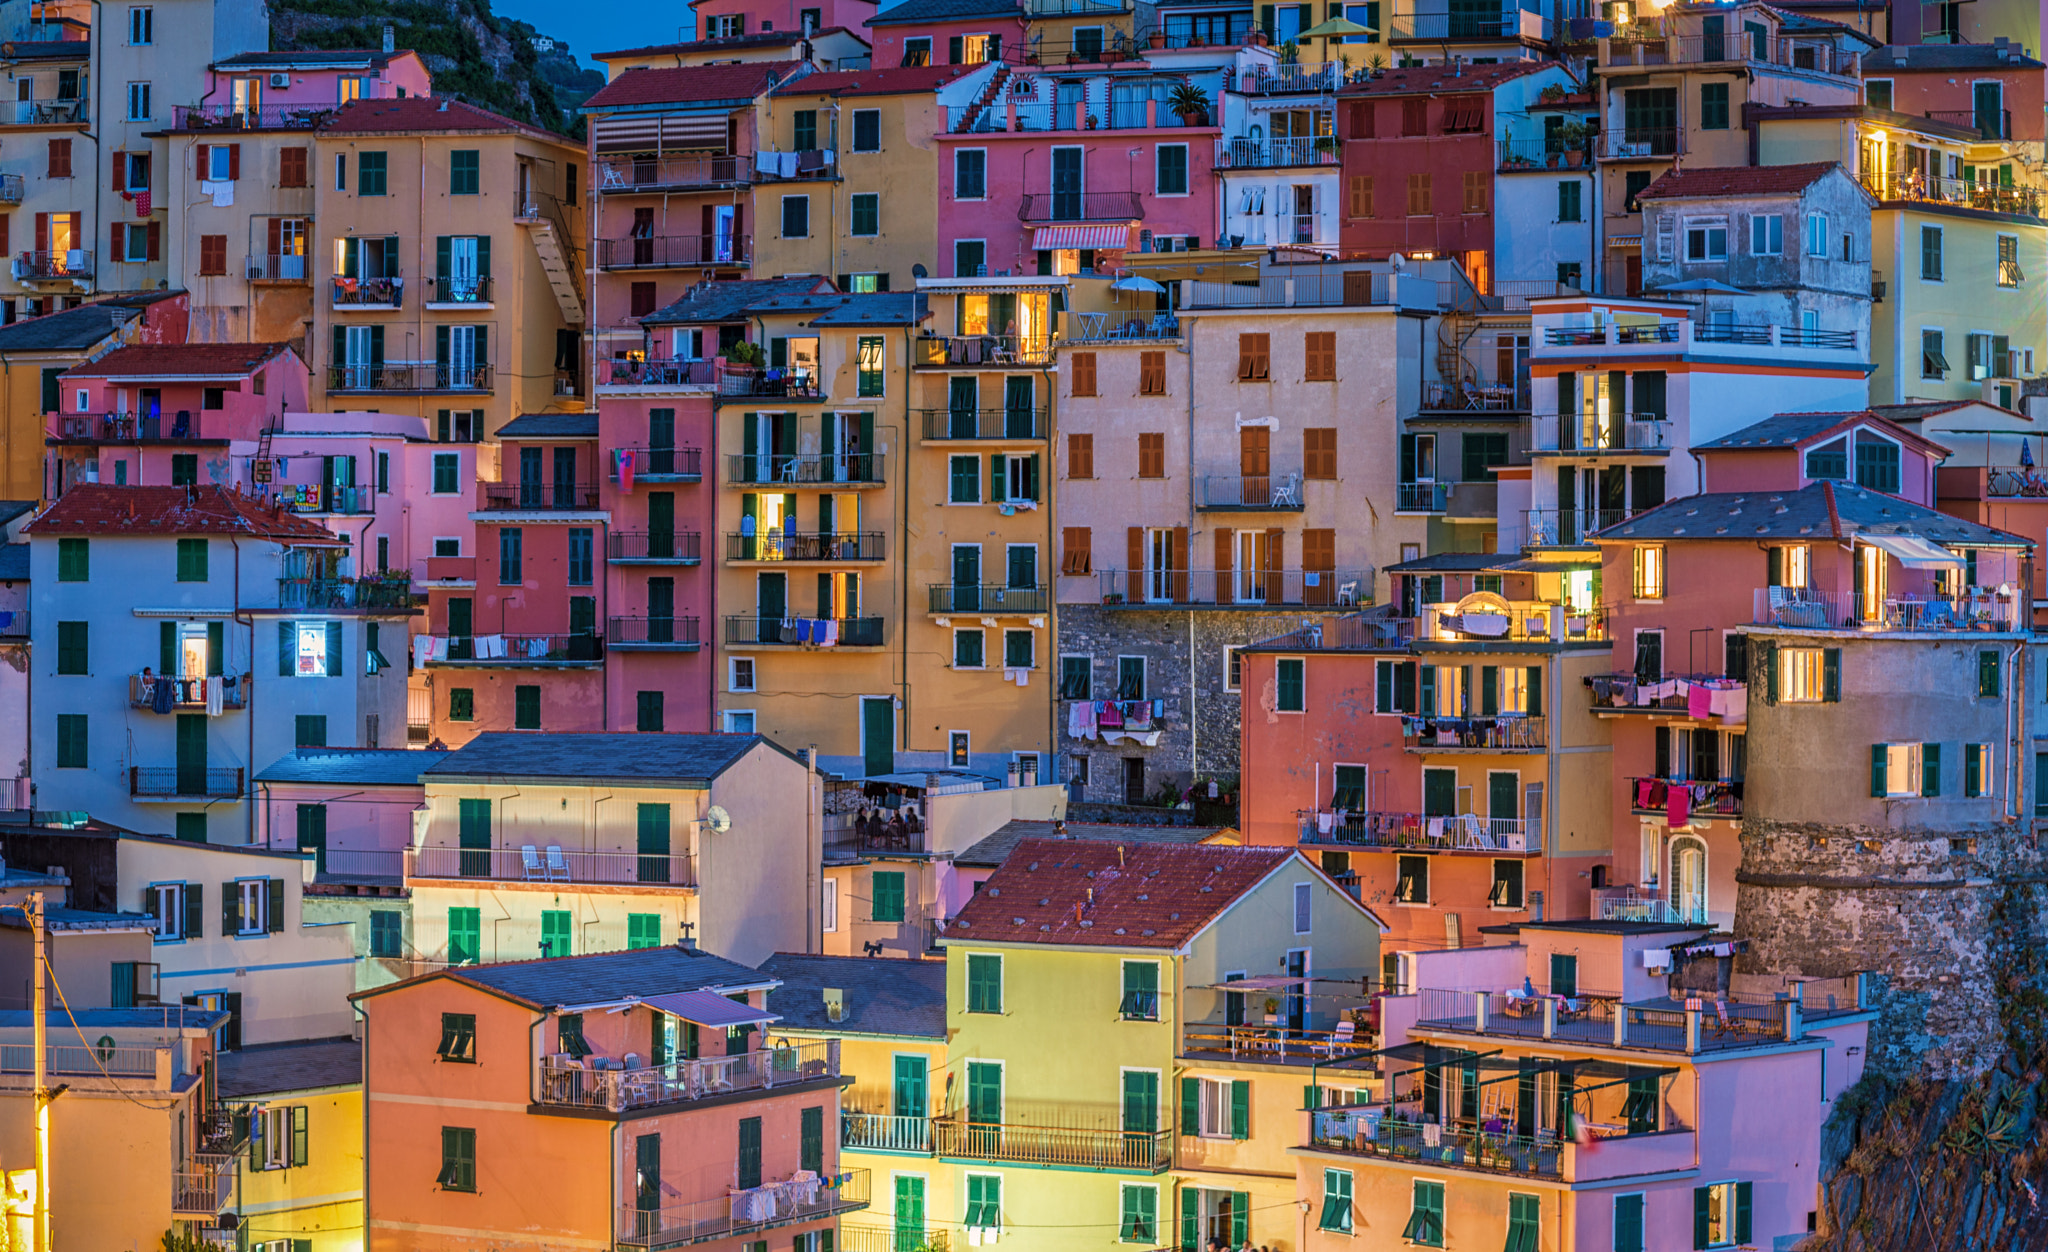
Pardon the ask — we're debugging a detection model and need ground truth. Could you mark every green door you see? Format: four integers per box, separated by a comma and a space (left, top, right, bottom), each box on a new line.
448, 907, 481, 965
648, 492, 675, 559
1122, 1070, 1159, 1166
1487, 772, 1519, 828
892, 1054, 928, 1117
758, 572, 786, 644
893, 1175, 926, 1252
447, 596, 474, 659
541, 909, 571, 957
637, 803, 671, 884
296, 804, 328, 875
175, 713, 207, 795
949, 376, 978, 438
1004, 375, 1035, 437
863, 697, 894, 777
952, 545, 982, 611
1423, 769, 1457, 818
458, 798, 491, 877
635, 1133, 661, 1224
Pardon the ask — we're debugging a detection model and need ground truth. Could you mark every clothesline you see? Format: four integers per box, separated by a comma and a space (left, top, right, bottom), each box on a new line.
1068, 699, 1164, 746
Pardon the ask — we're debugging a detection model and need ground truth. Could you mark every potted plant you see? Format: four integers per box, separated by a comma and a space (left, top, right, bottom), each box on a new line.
1559, 119, 1588, 166
1537, 82, 1566, 105
1280, 37, 1299, 64
1085, 112, 1099, 129
1169, 79, 1211, 127
1315, 135, 1338, 159
1148, 27, 1166, 48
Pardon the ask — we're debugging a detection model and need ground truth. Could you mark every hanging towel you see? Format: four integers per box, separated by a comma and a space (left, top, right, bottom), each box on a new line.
1666, 786, 1690, 827
821, 619, 837, 647
616, 448, 635, 492
1634, 777, 1655, 809
1687, 682, 1712, 720
755, 151, 778, 175
779, 151, 799, 178
152, 677, 175, 714
1317, 812, 1335, 834
1068, 701, 1090, 740
1710, 684, 1747, 723
1098, 701, 1123, 729
206, 675, 223, 717
431, 636, 450, 661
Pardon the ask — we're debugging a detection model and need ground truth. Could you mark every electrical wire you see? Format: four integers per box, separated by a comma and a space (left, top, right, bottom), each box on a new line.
42, 949, 182, 1111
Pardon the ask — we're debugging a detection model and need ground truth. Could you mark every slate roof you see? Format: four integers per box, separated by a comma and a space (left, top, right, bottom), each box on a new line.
0, 292, 180, 353
0, 906, 155, 932
1864, 43, 2043, 70
62, 342, 291, 379
775, 64, 982, 97
866, 0, 1023, 26
1336, 61, 1548, 97
496, 412, 600, 440
1597, 481, 2033, 548
319, 97, 564, 143
422, 732, 784, 786
1693, 410, 1947, 455
954, 820, 1231, 868
0, 545, 24, 582
583, 62, 809, 111
1637, 162, 1845, 201
216, 1039, 363, 1098
215, 49, 413, 69
948, 839, 1293, 946
748, 291, 926, 326
596, 28, 868, 60
383, 945, 772, 1010
1870, 400, 2022, 424
759, 952, 946, 1037
254, 748, 449, 787
643, 277, 838, 325
3, 41, 89, 61
24, 485, 347, 543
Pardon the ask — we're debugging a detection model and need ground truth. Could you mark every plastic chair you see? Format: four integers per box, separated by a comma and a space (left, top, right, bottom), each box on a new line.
545, 846, 571, 882
520, 845, 544, 880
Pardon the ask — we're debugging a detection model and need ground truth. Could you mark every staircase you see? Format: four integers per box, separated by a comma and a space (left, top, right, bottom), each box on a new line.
521, 205, 586, 325
954, 64, 1012, 133
1434, 312, 1481, 406
255, 425, 276, 494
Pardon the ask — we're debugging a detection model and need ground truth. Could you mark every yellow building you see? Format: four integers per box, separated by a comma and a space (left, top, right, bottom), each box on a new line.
311, 97, 586, 438
0, 37, 97, 315
220, 1039, 366, 1252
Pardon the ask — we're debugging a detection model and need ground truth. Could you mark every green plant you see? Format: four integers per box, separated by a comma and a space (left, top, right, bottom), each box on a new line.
1366, 51, 1387, 72
1538, 83, 1566, 104
723, 341, 764, 367
1557, 119, 1588, 148
1280, 38, 1299, 63
1168, 80, 1211, 119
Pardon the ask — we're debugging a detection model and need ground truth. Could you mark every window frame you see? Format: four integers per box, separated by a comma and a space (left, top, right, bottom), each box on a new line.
1275, 656, 1306, 712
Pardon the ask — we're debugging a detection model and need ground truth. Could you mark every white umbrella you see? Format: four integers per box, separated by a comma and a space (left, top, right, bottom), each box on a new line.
1111, 274, 1167, 293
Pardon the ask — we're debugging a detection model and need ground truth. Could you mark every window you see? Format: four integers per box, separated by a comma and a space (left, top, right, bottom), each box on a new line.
145, 881, 188, 939
872, 870, 906, 923
295, 715, 328, 747
1316, 1169, 1354, 1233
515, 685, 541, 730
433, 453, 460, 493
1979, 648, 2002, 698
1965, 743, 1992, 798
129, 5, 152, 42
637, 691, 665, 732
1292, 881, 1312, 934
1156, 144, 1188, 195
56, 621, 87, 674
782, 196, 810, 238
850, 193, 879, 236
448, 908, 481, 964
57, 537, 87, 582
196, 234, 228, 275
730, 657, 756, 692
1871, 742, 1936, 798
1403, 1179, 1444, 1247
1406, 172, 1431, 215
967, 952, 1002, 1013
1060, 656, 1092, 699
1118, 1185, 1158, 1243
1700, 81, 1728, 129
450, 150, 480, 195
172, 454, 198, 487
437, 1012, 476, 1062
1224, 646, 1244, 692
954, 628, 985, 669
1138, 432, 1166, 478
1750, 214, 1783, 255
627, 914, 661, 949
1348, 175, 1372, 217
1613, 1193, 1645, 1252
965, 1175, 1001, 1233
438, 1127, 477, 1192
1489, 858, 1525, 908
1395, 854, 1428, 903
253, 1105, 308, 1170
448, 688, 474, 721
857, 336, 884, 396
1189, 1076, 1250, 1139
1118, 656, 1146, 699
1303, 333, 1336, 382
1506, 1194, 1539, 1252
950, 455, 981, 503
1855, 431, 1901, 493
1632, 545, 1664, 599
228, 878, 281, 935
127, 82, 151, 121
1921, 225, 1943, 281
1922, 329, 1950, 380
1138, 351, 1167, 395
1120, 960, 1159, 1019
851, 109, 880, 151
1805, 212, 1829, 258
498, 528, 523, 585
821, 881, 838, 933
1777, 647, 1839, 703
175, 538, 208, 582
1693, 1181, 1751, 1248
1276, 658, 1305, 711
1686, 222, 1728, 261
1557, 180, 1582, 222
280, 146, 308, 187
1999, 234, 2023, 288
1070, 354, 1097, 398
358, 151, 387, 196
370, 910, 403, 958
955, 239, 985, 278
1462, 170, 1487, 213
956, 149, 987, 200
567, 528, 593, 586
1003, 629, 1034, 669
1237, 333, 1271, 381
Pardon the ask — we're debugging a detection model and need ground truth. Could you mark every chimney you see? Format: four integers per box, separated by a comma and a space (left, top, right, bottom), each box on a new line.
382, 24, 395, 53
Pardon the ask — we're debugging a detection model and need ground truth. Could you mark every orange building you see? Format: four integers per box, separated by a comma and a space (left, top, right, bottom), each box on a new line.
356, 945, 868, 1252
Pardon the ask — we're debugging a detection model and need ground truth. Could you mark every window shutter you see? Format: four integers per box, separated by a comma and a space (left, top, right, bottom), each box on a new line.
184, 882, 202, 940
267, 878, 286, 932
477, 234, 491, 278
1180, 1186, 1199, 1252
1377, 660, 1393, 712
208, 622, 225, 677
990, 454, 1006, 502
1526, 665, 1542, 718
1180, 1076, 1200, 1133
1229, 1080, 1249, 1139
1230, 1191, 1249, 1247
436, 236, 451, 280
1420, 665, 1436, 716
1693, 1187, 1710, 1250
290, 1104, 308, 1165
228, 144, 241, 180
278, 620, 294, 676
195, 144, 209, 178
1759, 639, 1778, 704
160, 620, 177, 675
1127, 528, 1143, 601
1734, 1182, 1752, 1245
1822, 648, 1840, 702
223, 882, 240, 935
325, 622, 343, 676
1980, 649, 2000, 697
1923, 743, 1942, 797
1654, 726, 1671, 779
1871, 744, 1888, 797
148, 222, 161, 261
110, 221, 124, 258
1173, 527, 1189, 603
1481, 665, 1498, 716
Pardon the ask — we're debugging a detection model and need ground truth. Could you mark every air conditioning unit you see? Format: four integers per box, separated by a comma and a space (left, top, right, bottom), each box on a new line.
269, 73, 291, 88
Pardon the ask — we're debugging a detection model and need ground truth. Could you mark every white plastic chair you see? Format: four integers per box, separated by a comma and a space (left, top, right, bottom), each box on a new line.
521, 845, 544, 880
1318, 1018, 1356, 1058
545, 846, 571, 882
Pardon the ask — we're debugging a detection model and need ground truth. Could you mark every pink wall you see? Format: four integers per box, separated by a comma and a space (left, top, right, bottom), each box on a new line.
56, 350, 306, 445
261, 778, 421, 868
1874, 64, 2045, 143
1699, 438, 1941, 504
865, 15, 1028, 69
205, 51, 433, 110
694, 0, 877, 37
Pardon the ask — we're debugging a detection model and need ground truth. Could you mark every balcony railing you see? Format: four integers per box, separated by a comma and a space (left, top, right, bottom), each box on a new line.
130, 673, 246, 712
1427, 600, 1607, 642
1596, 129, 1681, 160
597, 235, 752, 270
1397, 482, 1448, 513
13, 250, 93, 281
1198, 471, 1304, 510
246, 253, 310, 281
1296, 810, 1539, 853
1751, 587, 2021, 632
606, 358, 718, 388
58, 413, 212, 442
0, 1043, 162, 1076
1018, 191, 1145, 223
608, 615, 703, 649
614, 446, 702, 481
409, 844, 694, 886
596, 154, 750, 193
330, 276, 403, 307
610, 531, 704, 563
171, 103, 335, 131
319, 848, 404, 879
932, 1118, 1173, 1172
538, 1040, 838, 1112
920, 407, 1049, 440
1180, 1021, 1380, 1063
927, 583, 1049, 614
1395, 9, 1547, 40
1530, 414, 1669, 453
726, 453, 884, 486
479, 481, 601, 511
619, 1169, 870, 1250
1922, 107, 2011, 139
730, 531, 886, 562
279, 484, 376, 515
1097, 568, 1371, 609
1628, 776, 1744, 819
277, 575, 414, 611
1588, 672, 1745, 714
1182, 271, 1421, 310
1542, 322, 1681, 346
1522, 508, 1631, 546
10, 99, 86, 125
328, 363, 491, 393
1497, 138, 1588, 171
1406, 716, 1548, 751
0, 175, 24, 204
718, 365, 825, 400
725, 616, 885, 647
1599, 34, 1860, 76
433, 633, 605, 664
1422, 380, 1530, 411
425, 275, 494, 304
131, 767, 244, 799
1856, 171, 2041, 218
172, 1163, 234, 1216
1410, 985, 1798, 1053
1217, 137, 1337, 168
0, 610, 25, 639
914, 335, 1056, 367
843, 1112, 933, 1153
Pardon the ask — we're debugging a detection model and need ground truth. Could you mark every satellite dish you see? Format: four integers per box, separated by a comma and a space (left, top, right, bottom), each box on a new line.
705, 805, 732, 834
1389, 251, 1406, 270
912, 263, 928, 279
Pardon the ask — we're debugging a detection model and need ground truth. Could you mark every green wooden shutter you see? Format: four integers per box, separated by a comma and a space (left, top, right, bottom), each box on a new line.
436, 324, 450, 367
1376, 661, 1393, 711
222, 881, 241, 935
1734, 1181, 1752, 1244
160, 620, 177, 674
737, 1117, 762, 1189
369, 324, 384, 367
1180, 1187, 1198, 1251
1526, 665, 1543, 717
266, 878, 285, 932
1822, 647, 1840, 702
800, 1105, 823, 1173
207, 622, 224, 676
1694, 1187, 1711, 1249
477, 235, 490, 277
1923, 743, 1942, 796
1480, 665, 1498, 715
1614, 1193, 1644, 1252
1180, 1076, 1200, 1134
1420, 665, 1435, 715
290, 1105, 308, 1166
436, 235, 451, 280
990, 453, 1006, 502
325, 621, 343, 676
1980, 649, 2001, 697
1229, 1080, 1249, 1139
183, 883, 202, 940
1230, 1191, 1249, 1246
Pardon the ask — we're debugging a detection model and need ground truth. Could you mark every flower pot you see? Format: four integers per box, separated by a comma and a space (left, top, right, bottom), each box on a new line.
1566, 150, 1585, 168
1546, 153, 1561, 168
1148, 30, 1165, 47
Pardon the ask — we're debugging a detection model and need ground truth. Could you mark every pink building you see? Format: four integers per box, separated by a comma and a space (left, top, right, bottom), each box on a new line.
188, 48, 434, 125
257, 745, 449, 881
690, 0, 879, 41
863, 0, 1026, 70
1861, 42, 2044, 143
263, 410, 484, 583
48, 341, 307, 495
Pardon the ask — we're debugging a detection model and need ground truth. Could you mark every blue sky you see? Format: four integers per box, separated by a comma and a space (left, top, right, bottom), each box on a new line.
494, 0, 692, 61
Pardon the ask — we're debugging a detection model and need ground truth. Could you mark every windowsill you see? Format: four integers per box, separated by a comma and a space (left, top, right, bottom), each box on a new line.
1394, 900, 1431, 908
151, 937, 187, 945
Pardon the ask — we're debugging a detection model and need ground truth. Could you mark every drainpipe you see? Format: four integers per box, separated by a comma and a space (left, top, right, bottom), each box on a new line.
897, 323, 912, 759
1179, 311, 1197, 801
1039, 346, 1056, 767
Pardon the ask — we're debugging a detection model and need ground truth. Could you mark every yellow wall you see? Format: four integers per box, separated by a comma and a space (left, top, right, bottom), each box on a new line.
753, 89, 946, 287
234, 1085, 367, 1252
1872, 205, 2046, 404
165, 130, 321, 348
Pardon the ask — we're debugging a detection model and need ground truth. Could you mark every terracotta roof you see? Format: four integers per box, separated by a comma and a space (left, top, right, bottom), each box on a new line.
1336, 61, 1548, 97
583, 62, 809, 111
62, 342, 291, 379
774, 63, 982, 96
1636, 161, 1844, 201
317, 96, 564, 143
24, 485, 346, 542
947, 839, 1296, 948
1693, 409, 1950, 457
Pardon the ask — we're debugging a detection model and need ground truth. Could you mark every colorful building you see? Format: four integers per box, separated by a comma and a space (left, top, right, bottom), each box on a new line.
220, 1038, 366, 1252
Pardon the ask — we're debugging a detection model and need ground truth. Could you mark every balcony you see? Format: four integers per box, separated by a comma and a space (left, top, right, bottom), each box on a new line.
1628, 776, 1743, 820
608, 615, 703, 650
1216, 137, 1338, 168
1407, 984, 1825, 1054
246, 253, 310, 282
13, 250, 93, 283
1542, 322, 1679, 347
1296, 810, 1540, 854
130, 673, 247, 713
277, 575, 414, 612
1497, 139, 1588, 172
1308, 1106, 1700, 1186
1024, 0, 1130, 13
328, 363, 492, 394
1393, 9, 1547, 41
1750, 588, 2022, 632
1698, 323, 1856, 349
1096, 568, 1371, 609
919, 407, 1049, 441
725, 616, 885, 647
1521, 508, 1632, 546
1595, 129, 1681, 161
619, 1170, 871, 1250
1922, 107, 2011, 140
1588, 673, 1745, 718
1197, 471, 1304, 511
8, 99, 86, 126
1018, 191, 1145, 223
1857, 171, 2041, 218
409, 844, 694, 887
1180, 1021, 1380, 1065
131, 767, 244, 800
726, 453, 884, 487
718, 364, 825, 400
537, 1039, 839, 1112
1596, 33, 1861, 76
613, 446, 703, 482
431, 633, 606, 665
1238, 61, 1343, 95
0, 175, 23, 204
597, 235, 752, 270
317, 848, 404, 880
1182, 270, 1436, 312
0, 610, 25, 639
171, 103, 334, 131
1425, 599, 1607, 642
954, 97, 1193, 135
478, 481, 602, 512
1405, 715, 1548, 752
1421, 380, 1530, 412
843, 1111, 933, 1153
605, 358, 718, 388
425, 275, 494, 307
730, 531, 886, 563
596, 154, 750, 194
1530, 413, 1670, 454
823, 815, 933, 861
1065, 313, 1180, 344
172, 1162, 234, 1216
1396, 482, 1448, 513
330, 276, 403, 309
914, 335, 1056, 368
279, 484, 377, 515
58, 413, 216, 442
933, 1117, 1173, 1173
928, 583, 1049, 614
611, 531, 704, 564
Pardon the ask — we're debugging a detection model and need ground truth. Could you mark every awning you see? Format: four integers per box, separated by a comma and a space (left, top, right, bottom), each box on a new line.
1033, 225, 1131, 251
641, 989, 781, 1029
1861, 533, 1963, 569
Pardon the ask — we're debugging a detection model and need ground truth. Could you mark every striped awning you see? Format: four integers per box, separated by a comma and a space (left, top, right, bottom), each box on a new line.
592, 113, 730, 155
1032, 225, 1132, 251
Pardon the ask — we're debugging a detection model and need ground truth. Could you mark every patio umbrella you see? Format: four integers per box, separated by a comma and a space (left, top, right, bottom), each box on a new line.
1299, 15, 1372, 36
1110, 274, 1167, 294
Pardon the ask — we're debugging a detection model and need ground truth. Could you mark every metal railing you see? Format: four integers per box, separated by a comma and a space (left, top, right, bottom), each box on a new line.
596, 154, 750, 192
1588, 672, 1745, 710
927, 583, 1049, 613
327, 363, 492, 392
1602, 34, 1859, 75
1183, 270, 1404, 309
59, 413, 211, 441
1923, 107, 2011, 140
410, 845, 694, 886
1428, 599, 1608, 642
597, 234, 751, 269
434, 633, 605, 663
1751, 589, 2021, 632
920, 407, 1048, 440
619, 1170, 870, 1249
1017, 191, 1145, 222
1543, 322, 1681, 346
172, 1164, 234, 1216
731, 531, 886, 562
279, 484, 376, 515
13, 250, 93, 281
843, 1112, 933, 1153
613, 446, 702, 479
130, 674, 247, 712
718, 366, 825, 399
1395, 9, 1546, 39
538, 1040, 838, 1112
10, 99, 86, 125
1856, 171, 2041, 217
1198, 471, 1305, 509
1421, 380, 1531, 411
1628, 776, 1743, 819
0, 610, 25, 639
1596, 129, 1681, 160
1180, 1021, 1379, 1062
1530, 414, 1670, 453
605, 358, 718, 387
1097, 568, 1371, 608
426, 275, 494, 304
277, 576, 414, 611
1218, 137, 1337, 168
246, 252, 309, 281
0, 174, 24, 204
1243, 61, 1342, 94
724, 616, 885, 646
1309, 1110, 1563, 1178
1296, 810, 1539, 853
171, 103, 335, 131
610, 531, 704, 562
329, 276, 403, 307
479, 481, 601, 511
1521, 508, 1631, 546
0, 1043, 161, 1076
1405, 716, 1548, 750
1497, 138, 1588, 170
932, 1118, 1173, 1171
1397, 482, 1448, 513
608, 616, 703, 648
915, 335, 1055, 367
319, 848, 403, 878
726, 453, 884, 485
131, 767, 243, 798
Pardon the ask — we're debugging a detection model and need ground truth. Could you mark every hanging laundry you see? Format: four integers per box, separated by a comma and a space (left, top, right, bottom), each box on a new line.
820, 619, 837, 647
1666, 786, 1690, 827
1687, 682, 1712, 720
1098, 701, 1124, 729
615, 448, 635, 493
206, 675, 223, 717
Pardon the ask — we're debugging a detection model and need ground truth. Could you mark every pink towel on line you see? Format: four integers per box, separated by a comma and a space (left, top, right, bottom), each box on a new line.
1667, 786, 1690, 827
1687, 682, 1712, 720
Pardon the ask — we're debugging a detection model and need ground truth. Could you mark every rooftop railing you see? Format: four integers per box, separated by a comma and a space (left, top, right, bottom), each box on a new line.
932, 1117, 1172, 1172
171, 103, 335, 131
410, 844, 692, 886
539, 1039, 838, 1112
618, 1169, 869, 1250
1097, 568, 1371, 609
598, 234, 752, 270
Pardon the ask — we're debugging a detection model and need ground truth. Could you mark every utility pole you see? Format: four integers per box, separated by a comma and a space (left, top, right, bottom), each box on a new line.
29, 891, 47, 1252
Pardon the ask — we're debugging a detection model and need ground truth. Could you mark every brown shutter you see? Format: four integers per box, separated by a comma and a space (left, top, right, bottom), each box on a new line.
111, 149, 125, 192
1068, 433, 1093, 479
34, 213, 47, 253
109, 221, 124, 258
1063, 527, 1092, 575
1254, 334, 1271, 379
228, 144, 241, 181
1214, 527, 1233, 604
1172, 527, 1189, 603
1127, 527, 1143, 601
0, 215, 11, 256
195, 144, 209, 178
1264, 529, 1284, 605
1240, 426, 1270, 477
280, 147, 307, 187
147, 221, 161, 261
267, 217, 282, 259
1304, 528, 1335, 605
1072, 351, 1096, 396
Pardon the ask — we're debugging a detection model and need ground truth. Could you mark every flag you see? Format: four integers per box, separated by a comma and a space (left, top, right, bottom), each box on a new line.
133, 190, 151, 217
1572, 1116, 1597, 1153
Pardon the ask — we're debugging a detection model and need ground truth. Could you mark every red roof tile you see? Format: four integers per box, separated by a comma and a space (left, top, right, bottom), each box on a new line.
317, 97, 567, 144
583, 62, 809, 111
1636, 161, 1847, 201
26, 485, 346, 542
947, 839, 1298, 948
63, 342, 292, 379
1337, 61, 1548, 97
774, 63, 981, 96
